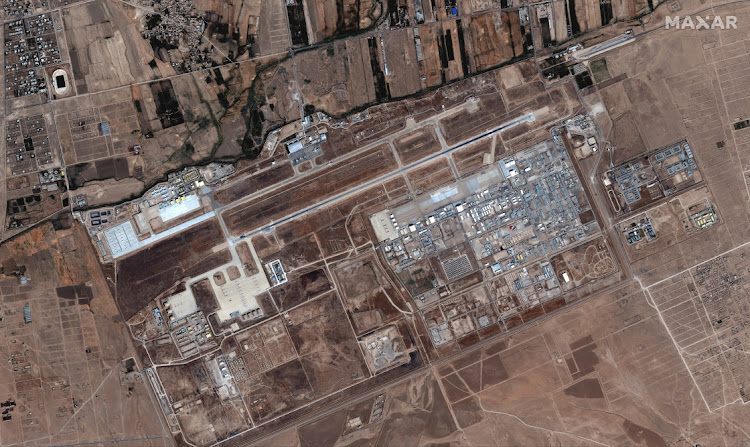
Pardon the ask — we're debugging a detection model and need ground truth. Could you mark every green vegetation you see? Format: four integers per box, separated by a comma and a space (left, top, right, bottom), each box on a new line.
183, 141, 195, 156
241, 71, 269, 156
3, 264, 27, 276
590, 58, 612, 84
217, 91, 230, 109
183, 108, 195, 122
197, 116, 212, 129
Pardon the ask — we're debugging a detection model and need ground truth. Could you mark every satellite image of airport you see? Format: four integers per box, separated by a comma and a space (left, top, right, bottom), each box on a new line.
2, 0, 750, 445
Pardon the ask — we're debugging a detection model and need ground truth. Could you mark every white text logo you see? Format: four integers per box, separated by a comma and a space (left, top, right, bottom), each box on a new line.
665, 16, 738, 30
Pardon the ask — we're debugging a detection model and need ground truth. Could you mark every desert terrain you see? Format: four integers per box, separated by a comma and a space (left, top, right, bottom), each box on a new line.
3, 0, 750, 445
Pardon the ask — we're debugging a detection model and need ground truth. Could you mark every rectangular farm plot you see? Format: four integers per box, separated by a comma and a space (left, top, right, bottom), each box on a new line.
150, 80, 185, 129
466, 12, 523, 72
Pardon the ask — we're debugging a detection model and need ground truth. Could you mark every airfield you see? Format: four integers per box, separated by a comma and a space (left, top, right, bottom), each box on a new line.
3, 0, 750, 445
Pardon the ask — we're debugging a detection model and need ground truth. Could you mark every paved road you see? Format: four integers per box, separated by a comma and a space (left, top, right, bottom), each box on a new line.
571, 34, 635, 60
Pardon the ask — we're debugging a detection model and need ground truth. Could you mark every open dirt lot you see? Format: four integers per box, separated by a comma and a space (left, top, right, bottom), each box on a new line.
286, 292, 368, 393
291, 372, 455, 447
63, 0, 168, 94
214, 161, 294, 205
393, 125, 443, 165
269, 266, 332, 311
609, 110, 648, 164
157, 356, 251, 445
222, 143, 397, 236
331, 253, 407, 335
0, 223, 169, 447
318, 104, 409, 162
116, 218, 231, 319
451, 135, 503, 177
239, 357, 314, 422
303, 0, 383, 43
438, 92, 508, 146
258, 275, 750, 447
296, 40, 376, 115
466, 12, 523, 72
594, 15, 750, 284
406, 157, 456, 194
314, 219, 355, 257
550, 237, 620, 296
253, 234, 322, 269
237, 292, 368, 423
